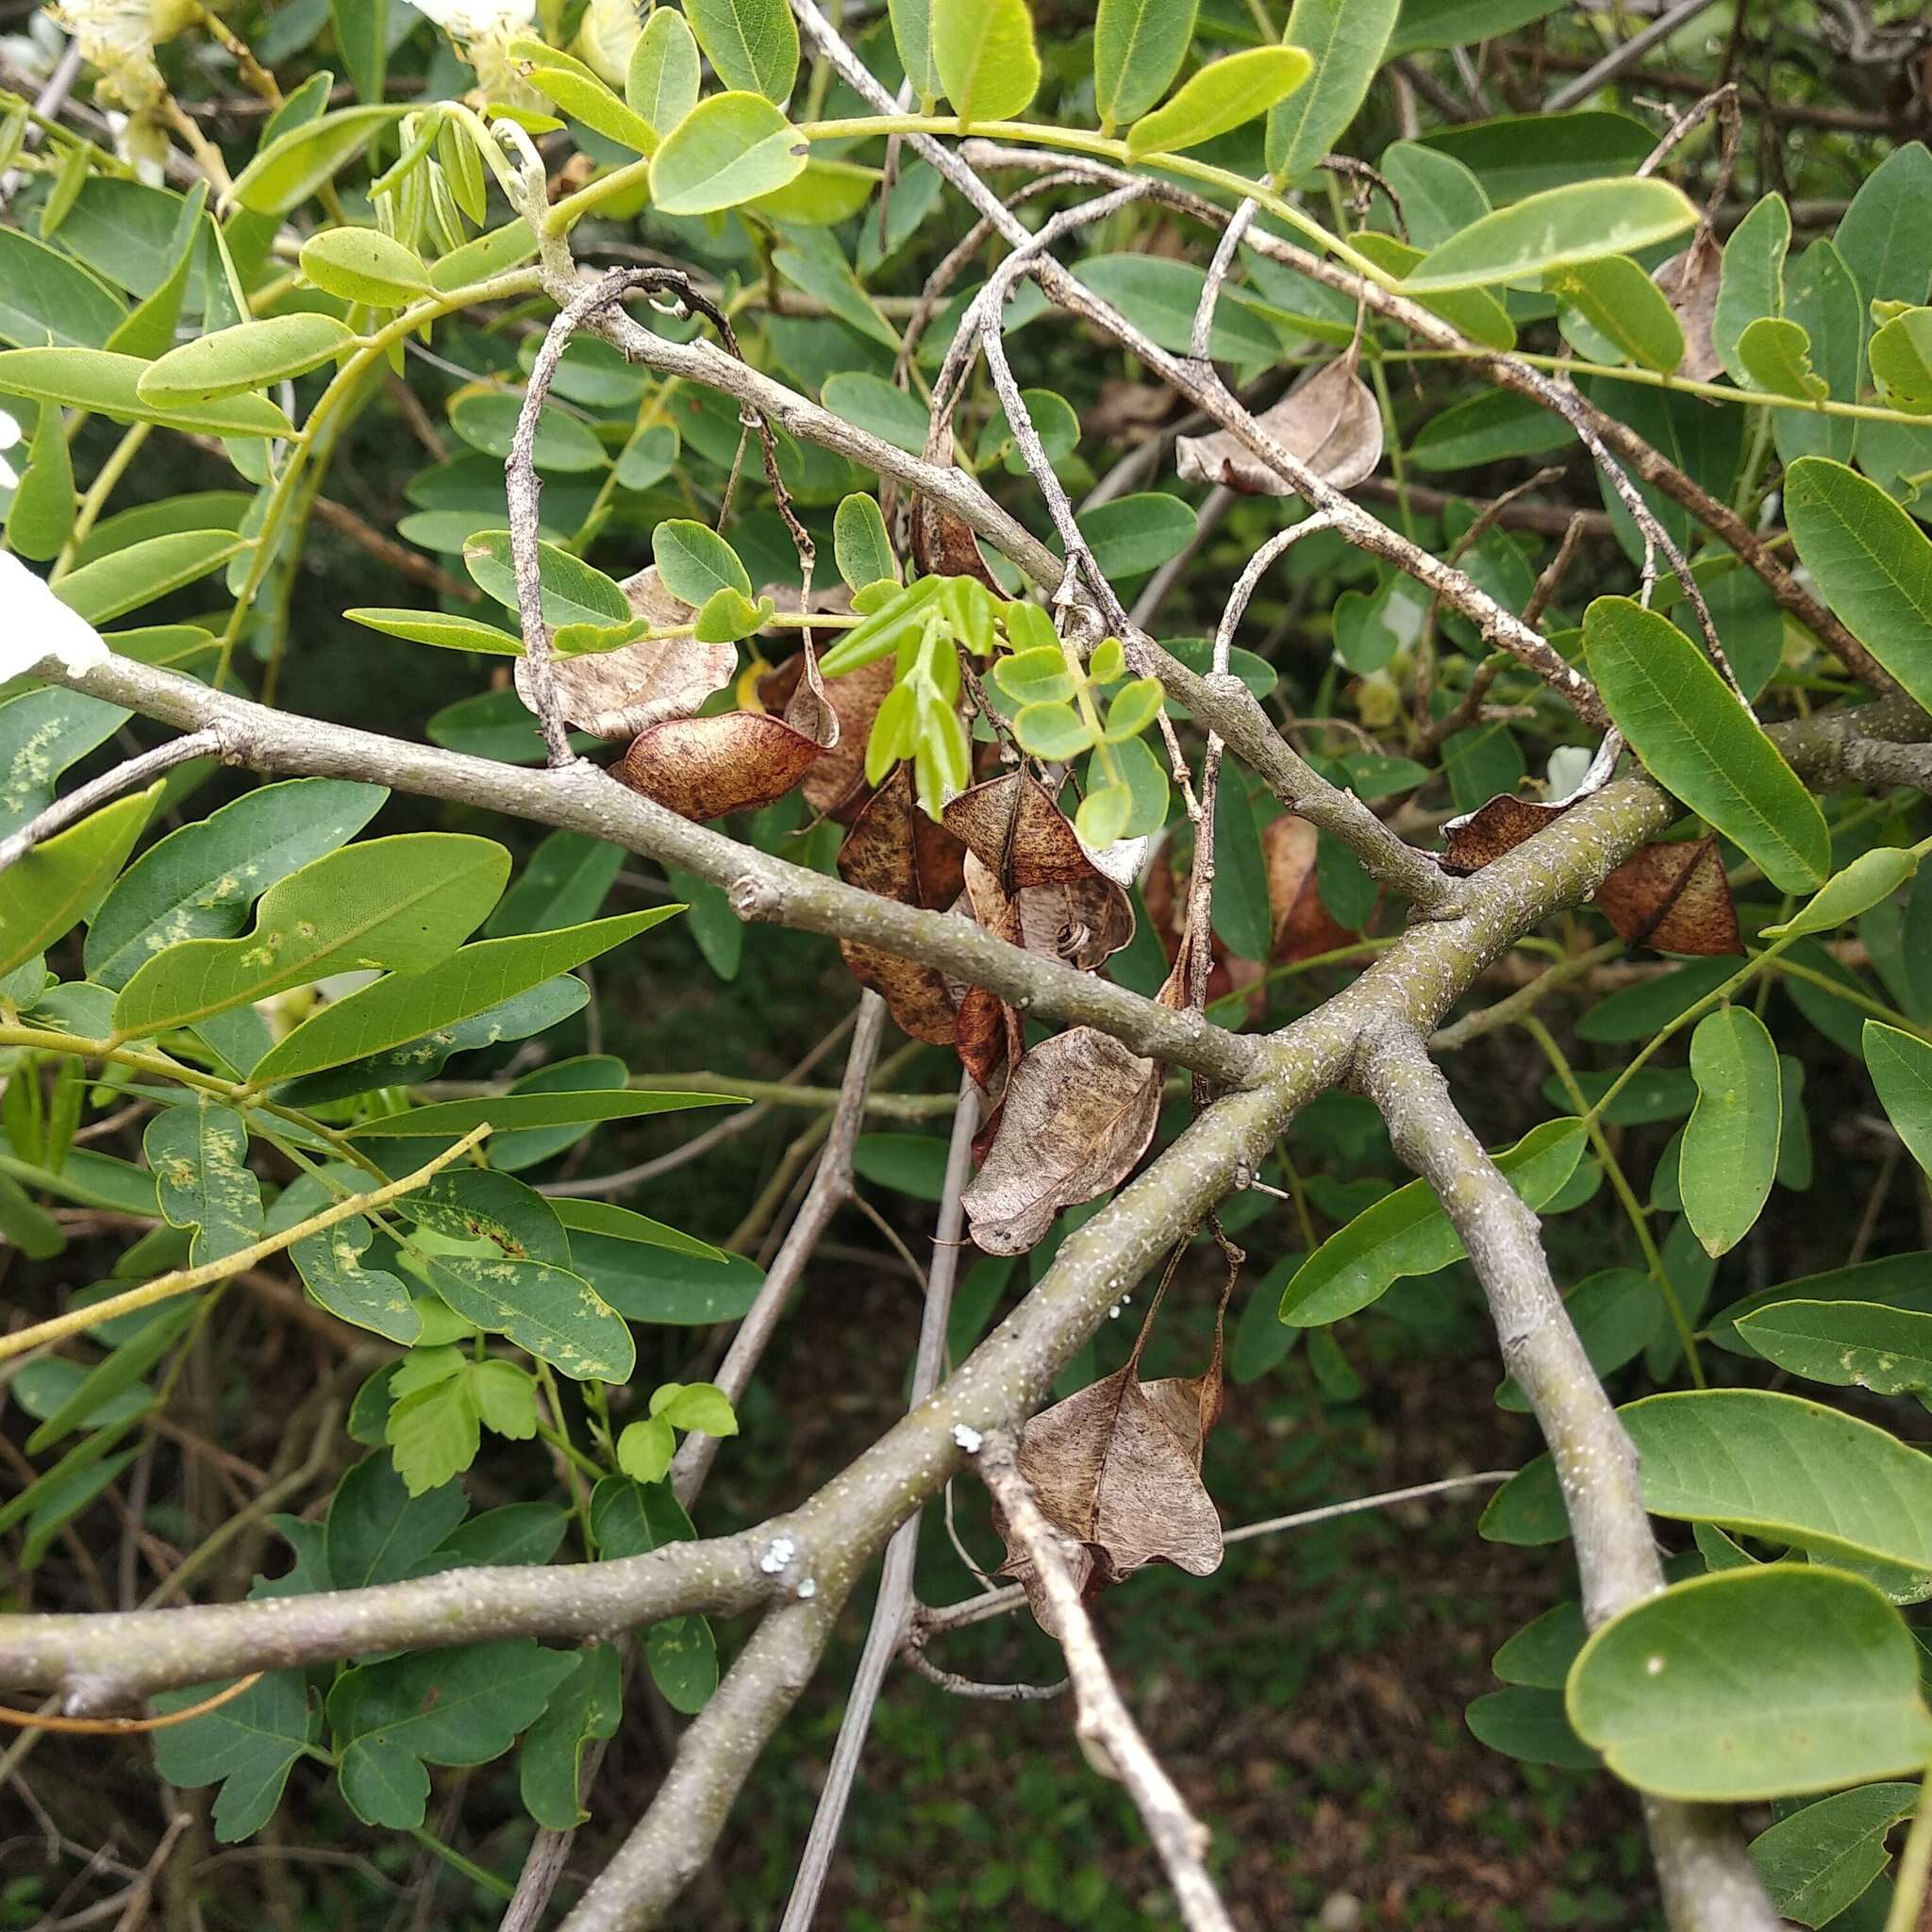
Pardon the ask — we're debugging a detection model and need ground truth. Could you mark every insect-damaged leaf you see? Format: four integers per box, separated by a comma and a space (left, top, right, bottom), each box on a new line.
836, 762, 967, 1044
1175, 354, 1383, 496
962, 1026, 1161, 1254
515, 566, 734, 740
994, 1287, 1227, 1633
612, 637, 839, 822
1438, 793, 1571, 874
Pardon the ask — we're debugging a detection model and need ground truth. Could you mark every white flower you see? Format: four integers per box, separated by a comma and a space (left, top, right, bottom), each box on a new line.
0, 409, 22, 493
0, 550, 112, 682
407, 0, 534, 42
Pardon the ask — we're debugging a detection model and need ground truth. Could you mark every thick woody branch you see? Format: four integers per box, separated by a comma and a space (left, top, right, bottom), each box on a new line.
35, 651, 1267, 1091
977, 1435, 1236, 1932
1357, 1027, 1781, 1932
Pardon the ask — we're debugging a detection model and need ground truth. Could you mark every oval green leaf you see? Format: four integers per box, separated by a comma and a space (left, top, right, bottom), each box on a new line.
139, 314, 358, 405
299, 226, 430, 307
1125, 46, 1312, 158
0, 347, 293, 438
647, 92, 807, 217
1094, 0, 1198, 129
1682, 1006, 1781, 1257
932, 0, 1041, 122
1864, 1020, 1932, 1178
1405, 178, 1698, 294
0, 785, 159, 978
684, 0, 799, 102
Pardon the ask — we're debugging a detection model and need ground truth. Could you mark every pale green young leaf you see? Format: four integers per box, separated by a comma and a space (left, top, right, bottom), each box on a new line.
647, 92, 807, 216
5, 401, 74, 562
1582, 597, 1828, 894
1871, 308, 1932, 410
113, 834, 508, 1037
230, 104, 409, 214
1762, 847, 1918, 941
1864, 1021, 1932, 1178
1784, 458, 1932, 714
344, 607, 520, 655
1404, 179, 1698, 294
626, 8, 700, 132
685, 0, 799, 102
1567, 1569, 1932, 1801
528, 63, 659, 153
299, 225, 430, 307
650, 1381, 738, 1436
1737, 316, 1828, 399
139, 314, 358, 405
0, 784, 158, 978
1125, 46, 1311, 158
1681, 1007, 1781, 1257
932, 0, 1041, 122
0, 347, 293, 437
1265, 0, 1400, 182
1094, 0, 1199, 128
832, 492, 898, 591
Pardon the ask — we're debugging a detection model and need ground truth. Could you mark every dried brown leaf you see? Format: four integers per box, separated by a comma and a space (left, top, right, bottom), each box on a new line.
759, 653, 896, 821
1174, 358, 1384, 497
1654, 228, 1724, 383
835, 763, 965, 1043
514, 566, 732, 740
1436, 794, 1574, 875
961, 1025, 1160, 1255
1082, 378, 1177, 442
910, 492, 1003, 591
996, 1303, 1226, 1634
1594, 836, 1742, 956
1262, 814, 1363, 963
611, 712, 823, 821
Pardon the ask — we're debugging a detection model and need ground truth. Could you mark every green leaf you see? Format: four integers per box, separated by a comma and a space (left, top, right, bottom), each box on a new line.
1784, 458, 1932, 715
345, 606, 520, 655
1388, 0, 1561, 57
251, 908, 675, 1086
520, 1643, 622, 1829
1094, 0, 1198, 128
833, 492, 898, 591
647, 92, 806, 217
329, 0, 386, 110
1865, 1020, 1932, 1178
1490, 1391, 1932, 1571
384, 1360, 482, 1494
1073, 255, 1283, 364
0, 690, 129, 839
0, 785, 158, 979
5, 402, 74, 561
1012, 699, 1095, 760
1737, 316, 1827, 400
652, 518, 752, 606
1281, 1118, 1587, 1325
626, 8, 701, 132
330, 1641, 578, 1829
86, 777, 386, 991
1681, 1007, 1781, 1257
1074, 491, 1195, 580
888, 0, 942, 107
1872, 308, 1932, 411
463, 529, 629, 628
1567, 1569, 1932, 1801
487, 830, 625, 937
1074, 782, 1129, 850
1405, 179, 1697, 294
401, 1238, 635, 1381
298, 225, 428, 307
1737, 1300, 1932, 1397
139, 314, 358, 405
1265, 0, 1400, 183
447, 389, 608, 473
1104, 676, 1163, 742
932, 0, 1040, 121
528, 63, 659, 153
291, 1214, 420, 1343
113, 834, 508, 1038
1409, 108, 1657, 203
151, 1673, 317, 1841
1582, 597, 1828, 894
1210, 778, 1271, 962
103, 185, 208, 363
684, 0, 799, 102
819, 370, 931, 455
325, 1452, 466, 1588
0, 346, 293, 438
1466, 1686, 1601, 1771
1379, 140, 1491, 250
1774, 241, 1862, 468
230, 104, 409, 214
1834, 141, 1932, 308
1714, 192, 1790, 390
1750, 1782, 1920, 1928
617, 1414, 675, 1482
144, 1102, 263, 1266
572, 1236, 762, 1324
1546, 255, 1685, 374
1409, 391, 1574, 472
1125, 46, 1311, 157
0, 228, 125, 349
647, 1615, 717, 1713
22, 1303, 191, 1455
55, 530, 248, 625
352, 1088, 733, 1138
1764, 847, 1918, 941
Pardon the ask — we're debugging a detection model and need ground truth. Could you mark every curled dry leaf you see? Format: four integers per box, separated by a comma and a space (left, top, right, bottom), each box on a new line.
960, 1024, 1162, 1255
514, 565, 733, 740
835, 762, 967, 1044
758, 652, 895, 821
1437, 793, 1574, 875
1082, 378, 1176, 442
994, 1291, 1227, 1635
1175, 355, 1384, 497
1594, 835, 1742, 956
613, 635, 841, 823
1261, 814, 1367, 963
1654, 227, 1724, 383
